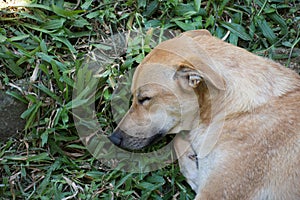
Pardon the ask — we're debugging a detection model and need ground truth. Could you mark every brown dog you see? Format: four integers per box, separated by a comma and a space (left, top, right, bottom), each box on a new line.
109, 30, 300, 199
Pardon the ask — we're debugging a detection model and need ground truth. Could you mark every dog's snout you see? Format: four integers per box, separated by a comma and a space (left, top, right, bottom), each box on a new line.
108, 129, 123, 146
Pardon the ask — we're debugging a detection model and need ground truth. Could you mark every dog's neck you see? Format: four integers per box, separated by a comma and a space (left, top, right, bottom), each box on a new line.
188, 67, 300, 159
195, 82, 212, 125
194, 82, 226, 125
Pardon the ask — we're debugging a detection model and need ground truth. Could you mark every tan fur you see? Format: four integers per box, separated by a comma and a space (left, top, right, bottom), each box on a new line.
109, 30, 300, 199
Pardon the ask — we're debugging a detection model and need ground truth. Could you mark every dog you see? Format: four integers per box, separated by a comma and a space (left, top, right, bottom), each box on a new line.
109, 30, 300, 199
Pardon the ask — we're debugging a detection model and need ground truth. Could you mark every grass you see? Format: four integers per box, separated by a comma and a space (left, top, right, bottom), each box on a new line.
0, 0, 299, 199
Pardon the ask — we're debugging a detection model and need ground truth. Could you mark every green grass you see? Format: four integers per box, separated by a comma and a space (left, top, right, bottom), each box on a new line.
0, 0, 299, 199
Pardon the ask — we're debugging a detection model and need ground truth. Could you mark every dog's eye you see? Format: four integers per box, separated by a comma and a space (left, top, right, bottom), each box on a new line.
138, 97, 151, 105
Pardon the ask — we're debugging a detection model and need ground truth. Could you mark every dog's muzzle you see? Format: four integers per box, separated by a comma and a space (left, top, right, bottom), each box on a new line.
108, 128, 166, 150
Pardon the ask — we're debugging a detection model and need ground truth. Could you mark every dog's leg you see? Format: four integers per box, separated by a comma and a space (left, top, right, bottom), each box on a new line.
174, 134, 199, 191
193, 172, 240, 200
193, 150, 267, 200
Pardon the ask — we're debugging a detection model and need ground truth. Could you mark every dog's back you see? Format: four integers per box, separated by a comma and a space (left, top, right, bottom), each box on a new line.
182, 31, 300, 199
219, 89, 300, 199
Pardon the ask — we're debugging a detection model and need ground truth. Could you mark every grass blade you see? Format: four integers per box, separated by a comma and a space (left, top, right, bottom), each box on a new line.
42, 18, 66, 30
220, 22, 252, 41
34, 84, 62, 104
256, 16, 277, 44
194, 0, 202, 12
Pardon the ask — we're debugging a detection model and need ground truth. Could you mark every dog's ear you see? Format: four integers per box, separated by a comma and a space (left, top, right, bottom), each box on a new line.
175, 60, 225, 91
175, 65, 203, 90
156, 31, 225, 90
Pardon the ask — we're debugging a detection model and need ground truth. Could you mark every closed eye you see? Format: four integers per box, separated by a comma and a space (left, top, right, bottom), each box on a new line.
138, 97, 151, 105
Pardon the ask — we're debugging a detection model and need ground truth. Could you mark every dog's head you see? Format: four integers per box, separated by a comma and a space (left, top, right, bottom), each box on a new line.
109, 30, 225, 150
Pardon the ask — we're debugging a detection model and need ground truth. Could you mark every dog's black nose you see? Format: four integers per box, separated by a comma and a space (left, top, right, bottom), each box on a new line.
108, 129, 123, 146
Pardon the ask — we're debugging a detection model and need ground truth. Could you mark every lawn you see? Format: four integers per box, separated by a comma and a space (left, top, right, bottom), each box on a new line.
0, 0, 299, 199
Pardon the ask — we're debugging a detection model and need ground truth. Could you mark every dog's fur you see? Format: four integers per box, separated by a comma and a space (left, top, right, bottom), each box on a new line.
109, 30, 300, 199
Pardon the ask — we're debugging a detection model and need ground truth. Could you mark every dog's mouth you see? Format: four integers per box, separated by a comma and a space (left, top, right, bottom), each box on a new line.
108, 128, 168, 151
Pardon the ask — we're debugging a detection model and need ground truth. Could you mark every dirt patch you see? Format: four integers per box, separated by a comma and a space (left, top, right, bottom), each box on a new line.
274, 48, 300, 74
0, 90, 27, 141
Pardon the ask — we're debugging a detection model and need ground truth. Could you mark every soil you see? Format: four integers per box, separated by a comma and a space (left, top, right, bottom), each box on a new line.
274, 48, 300, 74
0, 90, 27, 141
